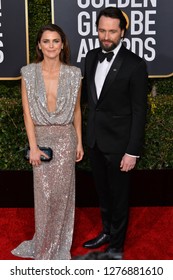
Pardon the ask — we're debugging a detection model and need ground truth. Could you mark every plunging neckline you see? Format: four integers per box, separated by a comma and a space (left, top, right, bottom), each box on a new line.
39, 62, 62, 114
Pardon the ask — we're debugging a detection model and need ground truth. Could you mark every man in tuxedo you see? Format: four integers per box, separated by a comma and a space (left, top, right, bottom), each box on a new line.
82, 7, 148, 260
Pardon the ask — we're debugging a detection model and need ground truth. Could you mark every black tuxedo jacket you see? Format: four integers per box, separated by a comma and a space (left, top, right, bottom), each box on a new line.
82, 44, 148, 155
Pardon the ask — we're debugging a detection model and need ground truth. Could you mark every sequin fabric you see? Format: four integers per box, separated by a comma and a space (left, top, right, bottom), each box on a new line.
11, 63, 81, 260
19, 63, 81, 126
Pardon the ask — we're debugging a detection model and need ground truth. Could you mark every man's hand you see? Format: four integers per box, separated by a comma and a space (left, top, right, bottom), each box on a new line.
120, 154, 137, 172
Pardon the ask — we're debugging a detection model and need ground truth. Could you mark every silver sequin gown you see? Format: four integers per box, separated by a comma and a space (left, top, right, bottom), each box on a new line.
11, 63, 82, 260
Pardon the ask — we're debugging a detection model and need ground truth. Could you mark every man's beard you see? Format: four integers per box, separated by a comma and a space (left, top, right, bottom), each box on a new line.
100, 41, 118, 52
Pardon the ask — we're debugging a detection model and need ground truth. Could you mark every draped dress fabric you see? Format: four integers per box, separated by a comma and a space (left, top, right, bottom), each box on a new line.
11, 63, 81, 259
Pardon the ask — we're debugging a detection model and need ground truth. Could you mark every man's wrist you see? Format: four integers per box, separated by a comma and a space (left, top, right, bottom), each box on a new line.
125, 153, 140, 158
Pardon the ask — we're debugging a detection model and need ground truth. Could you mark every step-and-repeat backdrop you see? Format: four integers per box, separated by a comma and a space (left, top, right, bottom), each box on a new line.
52, 0, 173, 78
0, 0, 29, 80
1, 1, 173, 79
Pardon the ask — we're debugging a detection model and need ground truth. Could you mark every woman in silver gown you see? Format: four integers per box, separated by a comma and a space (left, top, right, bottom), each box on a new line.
11, 24, 84, 260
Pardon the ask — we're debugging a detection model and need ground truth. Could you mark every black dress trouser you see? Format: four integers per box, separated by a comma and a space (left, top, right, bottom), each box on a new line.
89, 144, 130, 250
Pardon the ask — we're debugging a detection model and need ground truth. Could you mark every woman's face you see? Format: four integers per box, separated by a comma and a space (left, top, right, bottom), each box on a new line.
38, 30, 63, 60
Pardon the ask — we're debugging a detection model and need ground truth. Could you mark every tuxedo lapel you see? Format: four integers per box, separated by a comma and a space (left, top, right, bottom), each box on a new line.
98, 45, 127, 104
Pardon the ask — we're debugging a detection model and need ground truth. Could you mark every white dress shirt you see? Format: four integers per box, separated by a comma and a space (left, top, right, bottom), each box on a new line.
95, 42, 122, 99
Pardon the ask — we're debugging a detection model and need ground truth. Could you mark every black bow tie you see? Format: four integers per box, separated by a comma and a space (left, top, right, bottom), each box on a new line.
98, 51, 114, 63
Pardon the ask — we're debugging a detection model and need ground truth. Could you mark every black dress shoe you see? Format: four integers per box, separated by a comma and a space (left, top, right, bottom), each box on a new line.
83, 232, 110, 249
105, 247, 123, 260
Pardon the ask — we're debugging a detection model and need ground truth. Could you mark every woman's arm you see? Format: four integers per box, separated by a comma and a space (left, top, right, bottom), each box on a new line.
21, 77, 47, 166
73, 83, 84, 162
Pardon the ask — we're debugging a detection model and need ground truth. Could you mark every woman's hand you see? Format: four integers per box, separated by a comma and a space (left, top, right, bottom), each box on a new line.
76, 143, 84, 162
29, 147, 49, 166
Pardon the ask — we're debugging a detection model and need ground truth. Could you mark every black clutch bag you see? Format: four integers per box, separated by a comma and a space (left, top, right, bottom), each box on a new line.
24, 146, 53, 162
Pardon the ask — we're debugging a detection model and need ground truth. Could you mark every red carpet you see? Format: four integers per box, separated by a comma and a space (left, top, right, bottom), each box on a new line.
0, 207, 173, 260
